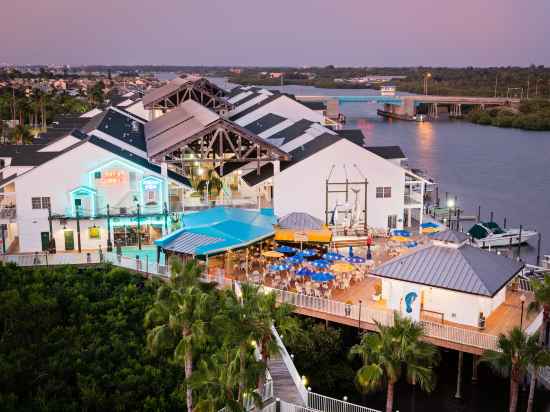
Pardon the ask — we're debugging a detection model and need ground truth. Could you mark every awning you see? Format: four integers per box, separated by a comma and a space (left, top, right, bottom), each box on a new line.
162, 232, 224, 255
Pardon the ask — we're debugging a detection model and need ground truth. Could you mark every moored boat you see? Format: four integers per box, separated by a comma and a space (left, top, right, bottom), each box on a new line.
468, 221, 538, 248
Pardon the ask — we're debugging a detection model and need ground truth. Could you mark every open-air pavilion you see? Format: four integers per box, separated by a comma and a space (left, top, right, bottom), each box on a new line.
145, 100, 291, 177
154, 207, 277, 276
142, 74, 233, 116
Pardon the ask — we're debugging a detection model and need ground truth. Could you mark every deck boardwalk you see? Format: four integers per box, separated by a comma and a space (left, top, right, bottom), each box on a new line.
268, 353, 305, 405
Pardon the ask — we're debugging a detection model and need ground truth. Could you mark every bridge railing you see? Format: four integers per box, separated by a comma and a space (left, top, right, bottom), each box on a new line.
307, 392, 380, 412
271, 325, 308, 405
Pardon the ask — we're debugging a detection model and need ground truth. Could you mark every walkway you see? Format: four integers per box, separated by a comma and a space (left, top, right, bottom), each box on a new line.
268, 354, 305, 405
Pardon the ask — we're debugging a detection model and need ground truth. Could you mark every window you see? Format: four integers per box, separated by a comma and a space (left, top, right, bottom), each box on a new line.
376, 187, 392, 198
41, 197, 51, 209
388, 215, 398, 229
33, 197, 50, 209
32, 197, 42, 209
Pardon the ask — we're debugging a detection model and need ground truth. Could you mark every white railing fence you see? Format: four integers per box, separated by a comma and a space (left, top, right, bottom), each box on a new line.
307, 392, 380, 412
280, 400, 319, 412
271, 325, 309, 405
0, 253, 514, 352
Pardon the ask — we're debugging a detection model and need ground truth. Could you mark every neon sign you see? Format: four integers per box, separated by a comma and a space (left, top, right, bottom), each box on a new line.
100, 170, 127, 185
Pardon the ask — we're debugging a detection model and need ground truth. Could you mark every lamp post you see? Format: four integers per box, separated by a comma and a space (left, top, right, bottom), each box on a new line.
106, 204, 112, 252
137, 203, 141, 250
358, 299, 363, 329
424, 73, 432, 95
447, 198, 455, 229
520, 294, 526, 330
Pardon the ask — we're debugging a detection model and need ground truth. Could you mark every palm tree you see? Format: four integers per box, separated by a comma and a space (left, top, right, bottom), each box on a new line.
349, 313, 439, 412
529, 274, 550, 345
220, 284, 264, 402
196, 169, 223, 199
144, 259, 211, 412
525, 342, 550, 412
483, 327, 541, 412
252, 290, 299, 392
9, 124, 33, 144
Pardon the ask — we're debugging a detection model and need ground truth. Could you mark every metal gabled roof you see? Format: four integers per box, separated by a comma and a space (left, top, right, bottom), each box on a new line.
278, 212, 325, 230
429, 229, 470, 244
371, 243, 524, 297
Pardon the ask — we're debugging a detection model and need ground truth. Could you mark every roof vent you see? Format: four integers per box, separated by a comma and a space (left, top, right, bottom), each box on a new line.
131, 120, 139, 132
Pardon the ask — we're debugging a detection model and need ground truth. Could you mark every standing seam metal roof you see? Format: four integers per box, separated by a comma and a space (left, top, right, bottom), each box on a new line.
370, 244, 523, 297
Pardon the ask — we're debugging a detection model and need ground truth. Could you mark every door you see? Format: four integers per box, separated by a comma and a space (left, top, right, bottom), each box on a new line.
40, 232, 50, 251
64, 230, 75, 251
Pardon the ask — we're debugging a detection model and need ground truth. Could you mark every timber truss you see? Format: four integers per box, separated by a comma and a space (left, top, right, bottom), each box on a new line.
151, 119, 290, 175
143, 76, 233, 115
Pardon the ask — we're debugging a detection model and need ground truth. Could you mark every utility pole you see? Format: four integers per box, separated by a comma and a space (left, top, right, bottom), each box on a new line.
527, 76, 530, 100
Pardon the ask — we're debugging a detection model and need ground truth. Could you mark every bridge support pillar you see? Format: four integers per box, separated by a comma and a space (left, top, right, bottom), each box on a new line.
455, 351, 464, 399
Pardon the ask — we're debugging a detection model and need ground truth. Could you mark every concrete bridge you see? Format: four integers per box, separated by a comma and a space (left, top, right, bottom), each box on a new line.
296, 94, 519, 121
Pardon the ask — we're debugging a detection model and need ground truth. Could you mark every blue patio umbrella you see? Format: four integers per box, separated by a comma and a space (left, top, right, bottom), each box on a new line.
285, 255, 304, 265
312, 272, 335, 282
276, 245, 297, 254
270, 264, 291, 272
295, 267, 314, 277
312, 259, 330, 269
323, 252, 344, 261
391, 229, 411, 237
300, 248, 318, 257
406, 241, 418, 248
345, 255, 366, 264
420, 222, 439, 228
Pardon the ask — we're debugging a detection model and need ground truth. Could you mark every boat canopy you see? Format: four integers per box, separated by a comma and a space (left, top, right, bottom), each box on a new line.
468, 222, 504, 239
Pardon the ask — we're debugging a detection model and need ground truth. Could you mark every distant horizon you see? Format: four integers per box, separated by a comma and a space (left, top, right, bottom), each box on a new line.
2, 0, 548, 67
3, 64, 548, 70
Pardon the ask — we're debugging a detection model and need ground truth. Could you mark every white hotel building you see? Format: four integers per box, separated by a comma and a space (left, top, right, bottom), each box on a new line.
0, 76, 431, 253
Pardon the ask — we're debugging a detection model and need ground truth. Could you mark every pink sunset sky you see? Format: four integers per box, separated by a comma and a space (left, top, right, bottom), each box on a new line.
1, 0, 548, 66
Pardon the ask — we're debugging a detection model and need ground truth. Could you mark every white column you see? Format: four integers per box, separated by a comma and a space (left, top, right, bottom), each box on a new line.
272, 160, 280, 212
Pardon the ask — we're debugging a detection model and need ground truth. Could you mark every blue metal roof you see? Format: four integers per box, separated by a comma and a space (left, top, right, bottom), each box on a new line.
155, 207, 276, 256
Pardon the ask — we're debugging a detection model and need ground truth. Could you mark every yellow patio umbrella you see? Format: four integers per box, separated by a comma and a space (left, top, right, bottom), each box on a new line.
421, 227, 440, 234
390, 236, 409, 242
261, 250, 284, 258
330, 262, 355, 273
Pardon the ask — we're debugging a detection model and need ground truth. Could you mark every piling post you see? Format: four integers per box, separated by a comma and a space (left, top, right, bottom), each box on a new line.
455, 351, 463, 399
472, 355, 479, 383
477, 205, 481, 223
503, 217, 507, 229
518, 224, 523, 260
490, 211, 494, 223
537, 233, 542, 266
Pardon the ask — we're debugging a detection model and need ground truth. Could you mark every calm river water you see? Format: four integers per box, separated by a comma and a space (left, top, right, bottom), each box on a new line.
158, 74, 550, 411
229, 80, 550, 265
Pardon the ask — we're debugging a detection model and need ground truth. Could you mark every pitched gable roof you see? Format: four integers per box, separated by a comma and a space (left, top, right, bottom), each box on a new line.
371, 243, 523, 297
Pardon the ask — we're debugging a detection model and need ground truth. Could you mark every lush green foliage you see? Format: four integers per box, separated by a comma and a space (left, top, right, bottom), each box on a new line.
226, 66, 550, 97
285, 318, 356, 397
467, 100, 550, 131
482, 327, 550, 412
0, 263, 183, 412
349, 314, 440, 412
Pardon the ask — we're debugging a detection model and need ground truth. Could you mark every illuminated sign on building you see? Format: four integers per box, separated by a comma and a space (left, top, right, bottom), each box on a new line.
99, 170, 128, 185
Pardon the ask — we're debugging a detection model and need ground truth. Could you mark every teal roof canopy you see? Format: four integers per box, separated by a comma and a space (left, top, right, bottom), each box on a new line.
155, 207, 276, 256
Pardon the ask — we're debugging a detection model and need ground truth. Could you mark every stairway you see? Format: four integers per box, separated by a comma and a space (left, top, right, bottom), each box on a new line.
267, 353, 305, 406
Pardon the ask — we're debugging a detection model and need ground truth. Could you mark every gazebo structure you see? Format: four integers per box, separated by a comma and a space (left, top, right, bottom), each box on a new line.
145, 100, 290, 175
274, 212, 332, 244
142, 74, 233, 117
